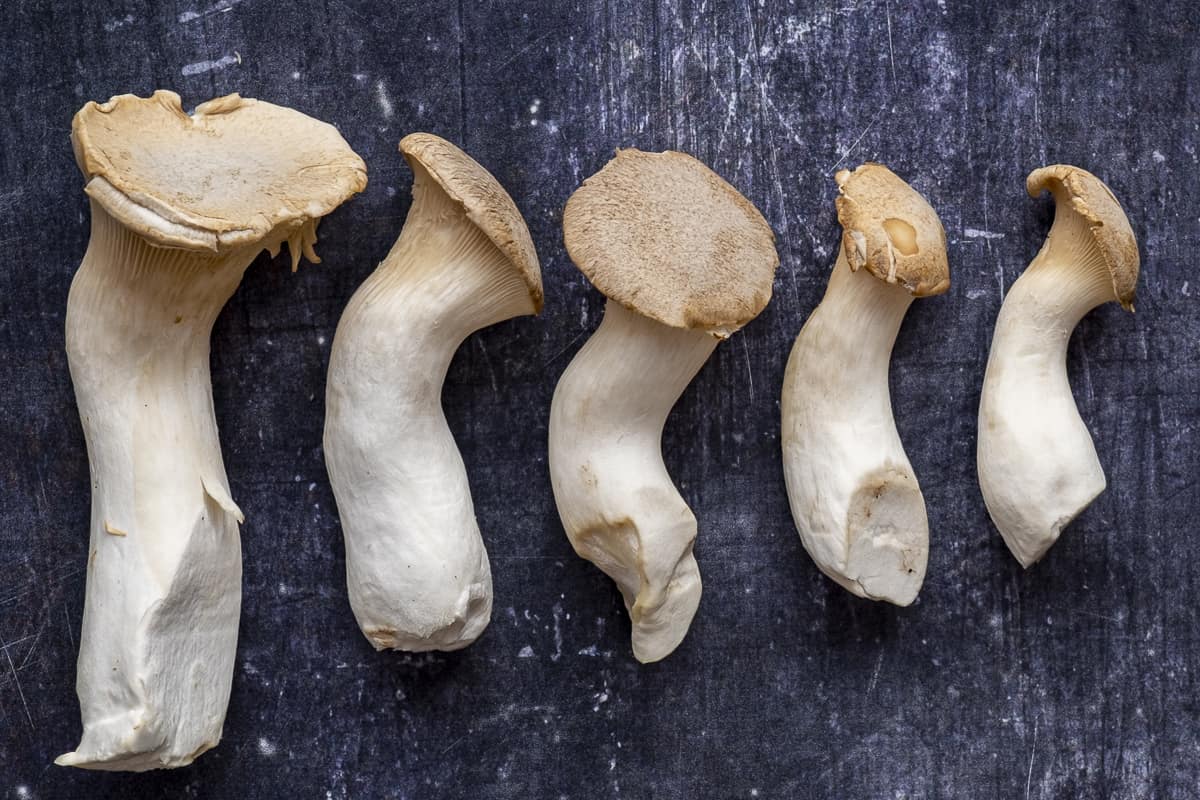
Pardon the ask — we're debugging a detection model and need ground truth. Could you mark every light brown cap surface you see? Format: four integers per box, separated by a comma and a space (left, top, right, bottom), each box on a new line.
562, 148, 778, 335
1026, 164, 1139, 311
400, 133, 543, 312
72, 90, 367, 254
834, 163, 949, 297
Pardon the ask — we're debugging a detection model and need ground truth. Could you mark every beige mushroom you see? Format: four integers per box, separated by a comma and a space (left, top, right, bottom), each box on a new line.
60, 90, 365, 771
978, 165, 1139, 566
548, 149, 778, 663
781, 163, 949, 606
324, 133, 542, 652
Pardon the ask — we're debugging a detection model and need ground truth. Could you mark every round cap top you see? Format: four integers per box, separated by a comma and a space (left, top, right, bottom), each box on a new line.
1026, 164, 1139, 311
562, 148, 778, 336
834, 163, 949, 297
400, 133, 543, 312
72, 90, 367, 253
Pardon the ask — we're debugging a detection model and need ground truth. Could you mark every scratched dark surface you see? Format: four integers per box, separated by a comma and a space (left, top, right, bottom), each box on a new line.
0, 0, 1196, 798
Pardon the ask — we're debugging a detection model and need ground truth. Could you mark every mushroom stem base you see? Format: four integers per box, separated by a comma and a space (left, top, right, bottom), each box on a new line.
977, 259, 1116, 567
549, 299, 718, 663
782, 251, 929, 606
59, 203, 250, 771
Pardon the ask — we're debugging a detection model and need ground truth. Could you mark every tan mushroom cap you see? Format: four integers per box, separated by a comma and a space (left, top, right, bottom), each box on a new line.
834, 163, 950, 297
1026, 164, 1139, 311
562, 148, 779, 336
400, 133, 543, 313
72, 90, 367, 255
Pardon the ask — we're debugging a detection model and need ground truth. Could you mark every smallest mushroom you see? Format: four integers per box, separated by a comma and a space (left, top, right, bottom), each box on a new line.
977, 165, 1139, 567
549, 148, 778, 663
781, 163, 949, 606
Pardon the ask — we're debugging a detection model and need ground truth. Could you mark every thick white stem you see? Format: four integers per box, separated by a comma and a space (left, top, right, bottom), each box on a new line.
977, 240, 1118, 567
59, 202, 253, 771
548, 299, 718, 663
324, 175, 535, 651
781, 251, 928, 605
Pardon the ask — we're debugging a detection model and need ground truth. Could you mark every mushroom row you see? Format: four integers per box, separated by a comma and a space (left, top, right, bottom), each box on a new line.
59, 91, 1138, 771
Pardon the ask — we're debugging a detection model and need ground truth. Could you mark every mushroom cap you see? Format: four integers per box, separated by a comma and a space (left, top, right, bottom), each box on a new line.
400, 133, 543, 313
72, 90, 367, 253
562, 148, 779, 335
834, 163, 950, 297
1026, 164, 1139, 311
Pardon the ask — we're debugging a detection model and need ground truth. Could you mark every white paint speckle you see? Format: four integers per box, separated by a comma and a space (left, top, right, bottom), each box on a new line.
1181, 281, 1190, 296
258, 737, 277, 757
178, 0, 245, 23
518, 645, 534, 658
104, 14, 135, 31
578, 644, 600, 656
353, 73, 368, 83
181, 55, 239, 76
291, 71, 301, 80
317, 335, 326, 346
967, 288, 988, 300
375, 80, 394, 119
15, 787, 31, 800
964, 227, 1005, 240
1152, 149, 1166, 163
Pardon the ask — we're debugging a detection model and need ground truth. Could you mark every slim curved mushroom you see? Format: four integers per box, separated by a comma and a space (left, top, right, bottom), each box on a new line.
781, 163, 949, 606
978, 165, 1139, 567
324, 133, 542, 652
549, 149, 778, 663
60, 91, 365, 771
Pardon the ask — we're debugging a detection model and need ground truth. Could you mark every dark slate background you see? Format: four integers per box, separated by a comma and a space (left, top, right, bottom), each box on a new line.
1, 0, 1196, 797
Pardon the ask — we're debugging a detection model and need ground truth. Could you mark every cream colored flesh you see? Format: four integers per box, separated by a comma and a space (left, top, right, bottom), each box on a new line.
782, 251, 928, 605
977, 238, 1119, 567
324, 166, 537, 652
57, 203, 279, 771
548, 299, 718, 663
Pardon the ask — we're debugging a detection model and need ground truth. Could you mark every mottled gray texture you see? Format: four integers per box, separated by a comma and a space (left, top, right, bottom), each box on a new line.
0, 0, 1196, 798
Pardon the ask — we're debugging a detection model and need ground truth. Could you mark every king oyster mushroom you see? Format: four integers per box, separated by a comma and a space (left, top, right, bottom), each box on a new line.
549, 148, 779, 663
60, 90, 365, 771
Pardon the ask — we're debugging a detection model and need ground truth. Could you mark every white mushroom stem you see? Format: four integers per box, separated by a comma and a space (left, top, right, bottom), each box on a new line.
781, 251, 928, 606
977, 225, 1120, 567
549, 299, 718, 663
58, 202, 299, 771
324, 165, 537, 651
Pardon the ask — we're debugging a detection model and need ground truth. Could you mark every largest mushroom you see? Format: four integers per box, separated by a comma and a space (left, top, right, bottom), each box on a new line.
60, 91, 365, 771
977, 165, 1139, 566
549, 149, 778, 663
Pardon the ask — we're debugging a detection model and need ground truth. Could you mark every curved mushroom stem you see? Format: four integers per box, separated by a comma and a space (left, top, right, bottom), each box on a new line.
324, 164, 537, 652
549, 299, 718, 663
977, 205, 1121, 567
781, 251, 929, 606
58, 202, 278, 771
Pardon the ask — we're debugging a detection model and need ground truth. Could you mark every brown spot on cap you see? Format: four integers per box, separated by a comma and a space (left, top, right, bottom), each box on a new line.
400, 133, 543, 312
834, 163, 949, 297
562, 148, 779, 335
72, 90, 367, 253
1026, 164, 1139, 311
